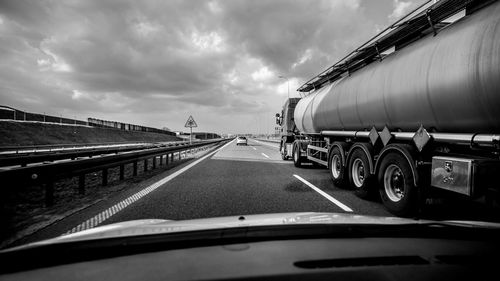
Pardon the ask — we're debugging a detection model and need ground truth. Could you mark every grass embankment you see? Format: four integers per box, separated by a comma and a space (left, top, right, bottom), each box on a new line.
0, 121, 181, 146
0, 120, 187, 248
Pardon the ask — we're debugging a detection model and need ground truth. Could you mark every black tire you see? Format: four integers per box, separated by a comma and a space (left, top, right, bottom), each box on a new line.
280, 140, 288, 160
292, 143, 303, 167
328, 146, 347, 187
377, 152, 418, 217
347, 148, 374, 199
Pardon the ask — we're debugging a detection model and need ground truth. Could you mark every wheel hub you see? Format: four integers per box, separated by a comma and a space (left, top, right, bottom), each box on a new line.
331, 155, 341, 178
384, 164, 405, 202
352, 159, 365, 188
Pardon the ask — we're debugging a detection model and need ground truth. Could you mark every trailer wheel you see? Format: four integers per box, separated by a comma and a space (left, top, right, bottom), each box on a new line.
377, 152, 417, 217
329, 147, 346, 187
347, 148, 374, 199
292, 142, 303, 167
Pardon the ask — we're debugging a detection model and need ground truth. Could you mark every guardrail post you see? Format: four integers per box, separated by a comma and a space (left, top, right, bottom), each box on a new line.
133, 161, 138, 176
144, 159, 148, 172
170, 153, 174, 163
79, 174, 85, 194
44, 180, 54, 207
159, 155, 163, 166
119, 165, 125, 180
102, 168, 108, 186
152, 156, 157, 169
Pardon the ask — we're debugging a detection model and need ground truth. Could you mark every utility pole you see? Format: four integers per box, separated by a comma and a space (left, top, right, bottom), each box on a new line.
278, 75, 290, 99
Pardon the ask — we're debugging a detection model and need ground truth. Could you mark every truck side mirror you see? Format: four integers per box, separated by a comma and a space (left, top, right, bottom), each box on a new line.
275, 113, 283, 126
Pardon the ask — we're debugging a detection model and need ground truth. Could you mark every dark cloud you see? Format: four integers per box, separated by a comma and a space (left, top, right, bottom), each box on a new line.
0, 0, 414, 133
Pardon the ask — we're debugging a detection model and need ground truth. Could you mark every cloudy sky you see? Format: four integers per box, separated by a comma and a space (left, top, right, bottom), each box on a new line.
0, 0, 422, 134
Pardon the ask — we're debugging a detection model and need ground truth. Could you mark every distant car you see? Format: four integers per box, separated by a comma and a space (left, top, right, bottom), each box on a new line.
236, 136, 247, 146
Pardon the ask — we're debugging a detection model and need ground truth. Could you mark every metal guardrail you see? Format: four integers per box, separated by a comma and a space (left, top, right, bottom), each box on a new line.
0, 139, 230, 206
0, 141, 181, 153
0, 144, 156, 167
0, 140, 203, 167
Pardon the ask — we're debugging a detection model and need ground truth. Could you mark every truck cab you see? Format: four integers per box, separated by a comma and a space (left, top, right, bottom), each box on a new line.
276, 98, 301, 160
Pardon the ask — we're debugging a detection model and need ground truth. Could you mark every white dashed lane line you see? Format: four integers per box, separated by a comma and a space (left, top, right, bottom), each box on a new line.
261, 153, 270, 159
65, 139, 235, 235
293, 174, 353, 212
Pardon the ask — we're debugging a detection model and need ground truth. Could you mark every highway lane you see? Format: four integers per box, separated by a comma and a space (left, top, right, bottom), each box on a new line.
13, 138, 399, 245
14, 137, 500, 247
98, 138, 390, 225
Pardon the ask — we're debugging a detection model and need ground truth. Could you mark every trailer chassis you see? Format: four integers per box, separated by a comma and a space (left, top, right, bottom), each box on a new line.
291, 126, 500, 216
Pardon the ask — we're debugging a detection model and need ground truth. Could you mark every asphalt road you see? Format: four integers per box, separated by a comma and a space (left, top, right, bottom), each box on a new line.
17, 138, 499, 245
98, 138, 391, 224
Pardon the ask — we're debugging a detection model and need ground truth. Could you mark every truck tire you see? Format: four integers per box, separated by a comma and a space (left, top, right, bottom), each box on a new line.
293, 142, 303, 167
377, 151, 418, 217
347, 148, 374, 199
280, 140, 288, 160
329, 146, 347, 187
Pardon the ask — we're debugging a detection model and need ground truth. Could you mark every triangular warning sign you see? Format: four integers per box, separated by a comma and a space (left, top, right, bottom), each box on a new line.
184, 115, 198, 128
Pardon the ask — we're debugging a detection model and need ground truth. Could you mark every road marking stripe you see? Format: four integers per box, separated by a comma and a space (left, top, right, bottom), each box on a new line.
65, 139, 235, 235
293, 174, 353, 212
252, 147, 256, 150
261, 153, 270, 159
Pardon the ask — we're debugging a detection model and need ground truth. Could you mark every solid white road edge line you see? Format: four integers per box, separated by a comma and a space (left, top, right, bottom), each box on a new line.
261, 153, 270, 159
293, 174, 353, 212
65, 139, 235, 235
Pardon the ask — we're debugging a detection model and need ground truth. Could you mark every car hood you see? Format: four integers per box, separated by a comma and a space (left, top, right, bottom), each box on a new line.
13, 212, 500, 248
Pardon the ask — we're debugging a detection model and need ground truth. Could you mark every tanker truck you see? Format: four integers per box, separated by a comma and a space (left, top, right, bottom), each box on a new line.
276, 0, 500, 216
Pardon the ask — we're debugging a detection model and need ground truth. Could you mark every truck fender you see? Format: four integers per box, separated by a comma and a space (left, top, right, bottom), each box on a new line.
295, 139, 309, 152
375, 144, 419, 186
347, 143, 375, 174
328, 142, 350, 169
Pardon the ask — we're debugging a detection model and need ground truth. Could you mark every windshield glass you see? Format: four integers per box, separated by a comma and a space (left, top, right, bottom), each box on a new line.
1, 0, 500, 252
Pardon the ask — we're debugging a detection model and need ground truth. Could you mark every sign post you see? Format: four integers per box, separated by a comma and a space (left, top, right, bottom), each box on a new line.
184, 115, 198, 145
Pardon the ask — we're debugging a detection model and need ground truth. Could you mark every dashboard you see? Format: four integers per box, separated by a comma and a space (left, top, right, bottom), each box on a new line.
1, 236, 497, 281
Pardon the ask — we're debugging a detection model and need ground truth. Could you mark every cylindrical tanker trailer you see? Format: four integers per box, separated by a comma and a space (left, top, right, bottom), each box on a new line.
276, 0, 500, 216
